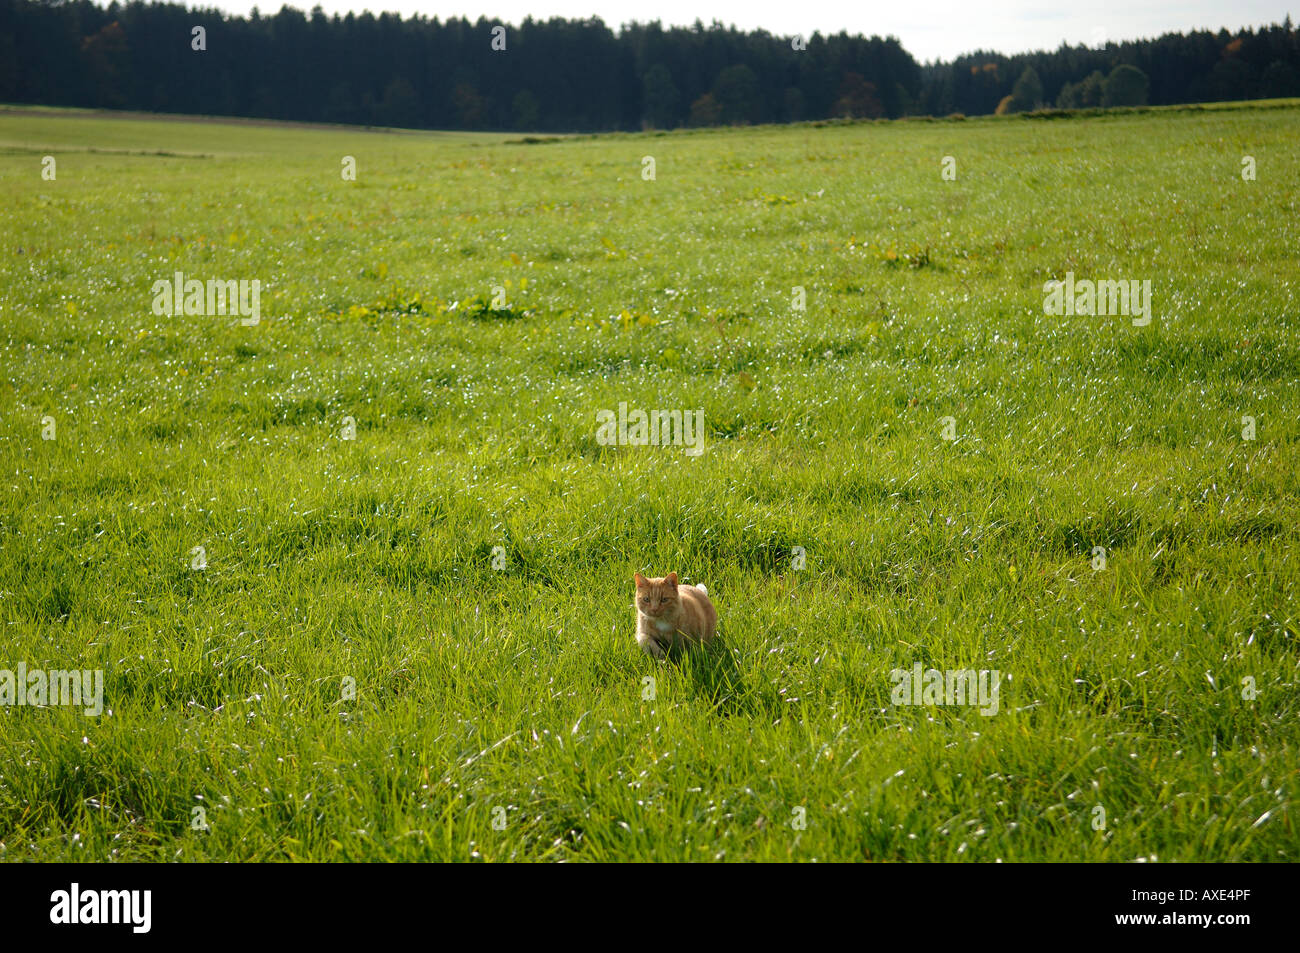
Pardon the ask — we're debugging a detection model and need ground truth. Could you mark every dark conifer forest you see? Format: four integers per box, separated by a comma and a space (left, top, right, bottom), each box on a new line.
2, 0, 1298, 129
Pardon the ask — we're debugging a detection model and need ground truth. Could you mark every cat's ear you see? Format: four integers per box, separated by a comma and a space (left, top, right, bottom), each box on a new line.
634, 572, 647, 588
665, 572, 678, 587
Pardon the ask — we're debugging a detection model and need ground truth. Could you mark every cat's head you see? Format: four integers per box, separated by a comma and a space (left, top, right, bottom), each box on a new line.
634, 571, 679, 618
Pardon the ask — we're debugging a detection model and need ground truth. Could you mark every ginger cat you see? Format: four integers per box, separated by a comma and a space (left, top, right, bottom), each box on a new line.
633, 572, 717, 658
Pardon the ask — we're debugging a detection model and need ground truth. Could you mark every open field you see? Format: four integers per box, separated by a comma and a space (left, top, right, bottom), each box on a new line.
0, 103, 1297, 861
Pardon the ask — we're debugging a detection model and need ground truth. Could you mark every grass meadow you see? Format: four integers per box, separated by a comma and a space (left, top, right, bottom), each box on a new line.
0, 102, 1297, 861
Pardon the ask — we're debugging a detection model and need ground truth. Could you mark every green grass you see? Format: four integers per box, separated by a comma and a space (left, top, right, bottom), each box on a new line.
0, 103, 1297, 862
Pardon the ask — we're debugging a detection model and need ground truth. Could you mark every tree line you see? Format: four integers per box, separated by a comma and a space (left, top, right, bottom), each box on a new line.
922, 20, 1300, 116
1, 1, 1298, 130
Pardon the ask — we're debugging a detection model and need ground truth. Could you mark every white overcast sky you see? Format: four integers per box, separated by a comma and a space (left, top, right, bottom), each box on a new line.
205, 1, 1297, 62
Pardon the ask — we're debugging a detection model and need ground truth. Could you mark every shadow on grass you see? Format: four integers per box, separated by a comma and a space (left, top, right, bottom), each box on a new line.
670, 639, 775, 717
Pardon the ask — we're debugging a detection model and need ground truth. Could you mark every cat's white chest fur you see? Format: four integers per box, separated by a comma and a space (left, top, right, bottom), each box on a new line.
653, 619, 675, 634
